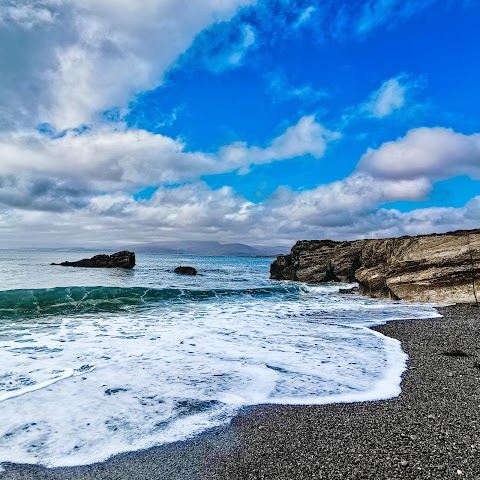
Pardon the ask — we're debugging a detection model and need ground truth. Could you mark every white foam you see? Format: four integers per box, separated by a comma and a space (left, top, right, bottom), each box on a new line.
0, 287, 438, 467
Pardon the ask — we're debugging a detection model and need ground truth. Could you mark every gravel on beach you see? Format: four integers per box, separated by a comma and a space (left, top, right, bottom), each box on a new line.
2, 304, 480, 480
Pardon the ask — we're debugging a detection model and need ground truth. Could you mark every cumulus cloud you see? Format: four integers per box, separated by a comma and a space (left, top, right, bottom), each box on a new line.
362, 76, 408, 118
0, 116, 339, 209
0, 182, 259, 248
219, 116, 340, 171
0, 0, 255, 130
0, 127, 213, 191
300, 196, 480, 241
0, 176, 89, 212
0, 1, 478, 248
0, 2, 55, 28
2, 177, 478, 248
261, 172, 433, 240
339, 74, 424, 127
1, 119, 477, 246
359, 127, 480, 180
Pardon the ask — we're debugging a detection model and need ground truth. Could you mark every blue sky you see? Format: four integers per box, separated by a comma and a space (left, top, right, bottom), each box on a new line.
0, 0, 479, 247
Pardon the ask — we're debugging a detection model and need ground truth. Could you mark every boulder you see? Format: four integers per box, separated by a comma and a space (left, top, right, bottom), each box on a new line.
174, 266, 197, 275
52, 251, 135, 269
338, 286, 359, 295
270, 229, 480, 304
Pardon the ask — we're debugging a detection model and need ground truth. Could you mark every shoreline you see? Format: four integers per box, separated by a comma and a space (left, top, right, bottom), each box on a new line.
2, 304, 480, 479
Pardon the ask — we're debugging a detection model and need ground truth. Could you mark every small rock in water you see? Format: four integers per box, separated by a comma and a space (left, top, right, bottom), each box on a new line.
174, 266, 197, 275
338, 287, 359, 295
104, 388, 128, 396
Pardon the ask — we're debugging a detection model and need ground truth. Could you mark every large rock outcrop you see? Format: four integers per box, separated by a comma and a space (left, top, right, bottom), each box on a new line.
52, 251, 135, 269
270, 229, 480, 303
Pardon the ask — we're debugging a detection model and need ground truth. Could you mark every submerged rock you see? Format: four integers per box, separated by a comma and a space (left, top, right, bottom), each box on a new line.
338, 286, 359, 295
52, 251, 135, 269
270, 229, 480, 304
174, 266, 197, 275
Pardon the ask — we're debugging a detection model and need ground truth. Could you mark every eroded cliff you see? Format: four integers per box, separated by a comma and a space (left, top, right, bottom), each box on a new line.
270, 229, 480, 303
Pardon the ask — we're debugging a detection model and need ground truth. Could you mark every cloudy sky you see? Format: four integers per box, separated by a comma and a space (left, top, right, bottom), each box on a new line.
0, 0, 479, 248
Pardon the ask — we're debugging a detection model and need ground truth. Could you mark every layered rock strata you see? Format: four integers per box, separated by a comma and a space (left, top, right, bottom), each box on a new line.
270, 229, 480, 303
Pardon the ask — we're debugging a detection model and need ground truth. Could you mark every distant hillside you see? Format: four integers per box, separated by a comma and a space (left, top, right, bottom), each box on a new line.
132, 241, 290, 257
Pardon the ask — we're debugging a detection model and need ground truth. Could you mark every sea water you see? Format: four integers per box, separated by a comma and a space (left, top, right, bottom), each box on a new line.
0, 250, 439, 467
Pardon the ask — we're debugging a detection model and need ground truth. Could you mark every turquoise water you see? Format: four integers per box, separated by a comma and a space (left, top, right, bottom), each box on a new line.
0, 250, 439, 467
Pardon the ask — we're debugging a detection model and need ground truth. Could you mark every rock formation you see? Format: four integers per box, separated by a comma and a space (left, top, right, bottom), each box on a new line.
270, 229, 480, 304
174, 266, 197, 275
52, 251, 135, 269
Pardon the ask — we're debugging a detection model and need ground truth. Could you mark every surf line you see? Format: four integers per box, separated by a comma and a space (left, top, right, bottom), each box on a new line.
0, 349, 147, 403
0, 366, 96, 403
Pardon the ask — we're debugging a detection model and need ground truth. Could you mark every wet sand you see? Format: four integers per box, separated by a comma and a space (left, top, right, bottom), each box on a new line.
2, 304, 480, 479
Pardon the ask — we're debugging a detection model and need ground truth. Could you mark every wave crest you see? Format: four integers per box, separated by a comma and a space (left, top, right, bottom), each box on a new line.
0, 285, 300, 319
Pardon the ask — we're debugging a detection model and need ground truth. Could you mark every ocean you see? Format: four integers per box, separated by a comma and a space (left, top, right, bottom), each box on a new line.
0, 250, 439, 468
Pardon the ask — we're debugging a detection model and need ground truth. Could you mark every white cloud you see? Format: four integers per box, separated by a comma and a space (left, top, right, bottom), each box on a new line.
219, 116, 340, 171
356, 0, 437, 36
265, 72, 327, 104
269, 173, 432, 226
0, 0, 256, 130
227, 24, 256, 67
1, 175, 478, 248
294, 6, 315, 28
0, 127, 211, 190
339, 73, 424, 127
1, 116, 478, 247
0, 182, 259, 247
0, 1, 477, 248
183, 21, 257, 73
0, 116, 339, 206
362, 76, 407, 118
0, 2, 55, 28
88, 183, 254, 233
359, 127, 480, 180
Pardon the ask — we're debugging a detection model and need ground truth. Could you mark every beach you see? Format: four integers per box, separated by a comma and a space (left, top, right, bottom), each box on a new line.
2, 303, 479, 479
1, 0, 478, 477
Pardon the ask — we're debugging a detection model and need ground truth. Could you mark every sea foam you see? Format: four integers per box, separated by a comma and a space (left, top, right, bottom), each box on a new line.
0, 282, 439, 467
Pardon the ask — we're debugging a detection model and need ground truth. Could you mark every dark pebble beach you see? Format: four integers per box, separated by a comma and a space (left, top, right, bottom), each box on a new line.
2, 304, 480, 480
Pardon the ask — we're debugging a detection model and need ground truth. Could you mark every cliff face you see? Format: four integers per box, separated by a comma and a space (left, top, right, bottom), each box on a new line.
270, 229, 480, 303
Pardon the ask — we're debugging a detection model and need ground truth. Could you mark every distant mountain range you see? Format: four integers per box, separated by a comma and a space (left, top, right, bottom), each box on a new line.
130, 241, 290, 257
25, 241, 291, 257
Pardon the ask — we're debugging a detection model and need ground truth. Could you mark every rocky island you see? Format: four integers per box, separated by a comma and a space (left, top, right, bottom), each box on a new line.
52, 250, 135, 269
271, 229, 480, 304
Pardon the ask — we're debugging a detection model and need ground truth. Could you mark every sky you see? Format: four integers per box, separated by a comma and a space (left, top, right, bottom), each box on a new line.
0, 0, 479, 248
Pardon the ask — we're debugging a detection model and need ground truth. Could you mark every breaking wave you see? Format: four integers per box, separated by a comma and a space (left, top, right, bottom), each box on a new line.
0, 285, 302, 319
